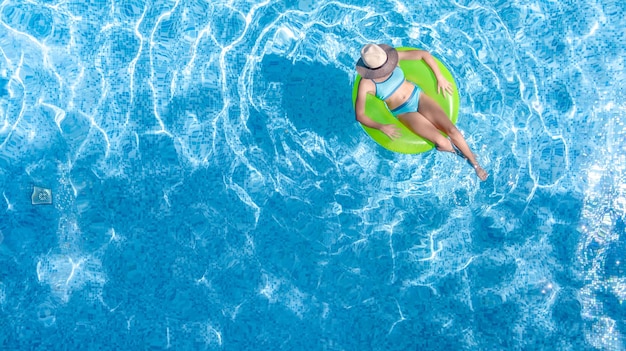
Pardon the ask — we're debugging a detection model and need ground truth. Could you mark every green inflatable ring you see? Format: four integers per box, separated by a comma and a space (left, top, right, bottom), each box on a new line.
351, 47, 460, 154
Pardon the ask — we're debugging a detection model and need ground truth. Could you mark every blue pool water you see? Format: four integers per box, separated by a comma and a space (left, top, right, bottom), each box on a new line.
1, 0, 625, 350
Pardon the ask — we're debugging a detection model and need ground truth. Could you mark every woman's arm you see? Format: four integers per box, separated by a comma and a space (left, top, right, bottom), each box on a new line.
355, 79, 401, 139
398, 49, 453, 96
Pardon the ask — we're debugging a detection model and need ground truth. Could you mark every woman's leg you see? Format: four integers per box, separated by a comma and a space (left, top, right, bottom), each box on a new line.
417, 94, 488, 180
397, 112, 455, 152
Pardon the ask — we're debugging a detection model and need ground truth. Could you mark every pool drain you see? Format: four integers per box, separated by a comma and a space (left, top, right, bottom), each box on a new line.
32, 186, 52, 205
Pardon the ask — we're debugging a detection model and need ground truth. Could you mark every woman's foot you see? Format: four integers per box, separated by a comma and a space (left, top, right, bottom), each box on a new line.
449, 141, 488, 181
473, 164, 488, 181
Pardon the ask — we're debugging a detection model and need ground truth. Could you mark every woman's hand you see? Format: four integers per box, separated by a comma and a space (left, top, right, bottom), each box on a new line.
380, 124, 401, 139
437, 76, 454, 97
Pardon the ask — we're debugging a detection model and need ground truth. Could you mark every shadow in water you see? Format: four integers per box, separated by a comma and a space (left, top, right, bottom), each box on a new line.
250, 54, 398, 162
258, 54, 355, 136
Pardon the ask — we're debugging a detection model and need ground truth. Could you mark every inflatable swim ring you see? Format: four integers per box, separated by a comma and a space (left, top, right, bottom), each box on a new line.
351, 47, 460, 154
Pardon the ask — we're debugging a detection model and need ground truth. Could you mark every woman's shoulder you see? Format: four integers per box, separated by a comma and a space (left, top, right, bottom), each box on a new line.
357, 76, 375, 93
358, 76, 374, 85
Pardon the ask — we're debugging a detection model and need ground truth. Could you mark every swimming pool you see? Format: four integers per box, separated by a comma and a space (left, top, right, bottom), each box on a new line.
0, 0, 624, 349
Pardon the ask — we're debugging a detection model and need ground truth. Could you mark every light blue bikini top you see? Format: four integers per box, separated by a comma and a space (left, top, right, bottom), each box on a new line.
373, 66, 405, 100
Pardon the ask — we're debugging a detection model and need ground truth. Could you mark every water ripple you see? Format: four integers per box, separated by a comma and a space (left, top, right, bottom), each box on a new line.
0, 0, 624, 349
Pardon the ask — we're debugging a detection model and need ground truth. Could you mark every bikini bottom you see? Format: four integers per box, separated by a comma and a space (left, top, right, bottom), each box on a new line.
390, 83, 422, 117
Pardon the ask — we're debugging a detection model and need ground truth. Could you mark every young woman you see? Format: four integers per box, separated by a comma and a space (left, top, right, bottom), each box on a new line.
354, 44, 488, 181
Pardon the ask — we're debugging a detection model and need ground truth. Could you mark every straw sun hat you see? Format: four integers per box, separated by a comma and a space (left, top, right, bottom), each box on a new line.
355, 44, 399, 79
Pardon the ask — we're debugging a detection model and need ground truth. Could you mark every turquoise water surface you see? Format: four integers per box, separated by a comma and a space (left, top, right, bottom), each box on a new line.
1, 0, 625, 350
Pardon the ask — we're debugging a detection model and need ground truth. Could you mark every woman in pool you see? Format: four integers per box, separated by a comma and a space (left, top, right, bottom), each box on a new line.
354, 44, 488, 181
